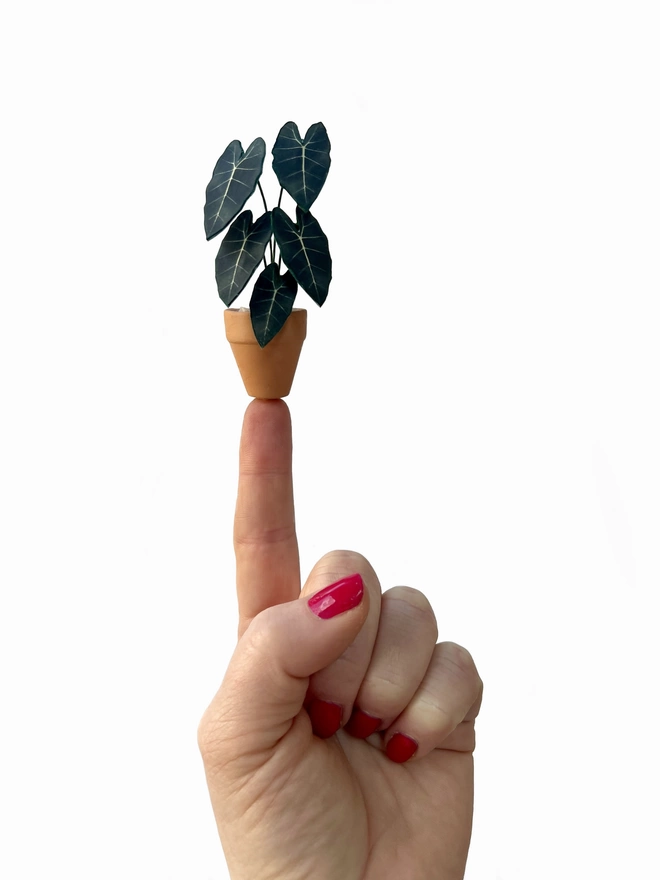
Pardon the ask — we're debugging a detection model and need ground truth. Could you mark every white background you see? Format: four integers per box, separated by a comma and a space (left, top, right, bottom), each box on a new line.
1, 1, 659, 877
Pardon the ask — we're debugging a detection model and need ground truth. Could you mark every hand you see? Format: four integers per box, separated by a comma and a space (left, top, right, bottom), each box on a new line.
198, 400, 483, 880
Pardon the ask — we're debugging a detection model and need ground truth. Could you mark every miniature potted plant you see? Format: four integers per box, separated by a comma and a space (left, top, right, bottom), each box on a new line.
203, 121, 332, 398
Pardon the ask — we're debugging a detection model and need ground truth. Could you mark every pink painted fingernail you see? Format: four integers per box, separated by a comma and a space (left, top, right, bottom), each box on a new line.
307, 574, 364, 620
308, 699, 343, 738
386, 733, 418, 763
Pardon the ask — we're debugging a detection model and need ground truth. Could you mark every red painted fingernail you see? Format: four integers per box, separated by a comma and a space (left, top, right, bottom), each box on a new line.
308, 699, 343, 738
307, 573, 364, 620
386, 732, 418, 763
345, 708, 382, 739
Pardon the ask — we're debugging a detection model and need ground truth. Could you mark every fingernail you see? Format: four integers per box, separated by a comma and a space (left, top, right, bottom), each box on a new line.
345, 708, 382, 739
307, 573, 364, 620
308, 699, 343, 738
386, 732, 418, 763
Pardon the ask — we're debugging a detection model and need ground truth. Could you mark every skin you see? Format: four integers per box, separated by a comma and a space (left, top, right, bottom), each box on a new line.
198, 400, 483, 880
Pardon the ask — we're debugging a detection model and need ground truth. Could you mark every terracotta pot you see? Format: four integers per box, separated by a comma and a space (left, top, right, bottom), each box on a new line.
224, 308, 307, 398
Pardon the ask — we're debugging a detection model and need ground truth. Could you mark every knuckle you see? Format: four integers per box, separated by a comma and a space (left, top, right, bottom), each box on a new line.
382, 585, 429, 607
442, 719, 477, 753
367, 667, 410, 701
382, 586, 438, 638
239, 610, 279, 684
244, 604, 273, 646
308, 549, 377, 587
440, 641, 478, 680
234, 523, 296, 548
241, 607, 291, 696
318, 548, 374, 572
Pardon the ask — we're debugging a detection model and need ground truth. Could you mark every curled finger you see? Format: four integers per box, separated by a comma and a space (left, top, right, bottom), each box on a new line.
381, 641, 483, 763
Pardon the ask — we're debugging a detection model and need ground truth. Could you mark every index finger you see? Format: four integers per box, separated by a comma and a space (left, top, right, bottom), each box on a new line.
233, 399, 301, 639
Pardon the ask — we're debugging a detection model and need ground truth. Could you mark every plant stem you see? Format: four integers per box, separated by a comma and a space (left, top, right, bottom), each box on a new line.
274, 190, 284, 270
257, 181, 268, 214
257, 181, 275, 264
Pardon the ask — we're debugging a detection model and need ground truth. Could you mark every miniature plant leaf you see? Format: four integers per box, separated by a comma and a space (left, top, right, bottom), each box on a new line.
214, 210, 272, 306
272, 122, 331, 212
249, 263, 298, 347
204, 138, 266, 241
272, 206, 332, 306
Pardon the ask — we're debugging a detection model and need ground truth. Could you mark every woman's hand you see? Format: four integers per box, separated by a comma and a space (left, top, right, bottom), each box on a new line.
198, 400, 483, 880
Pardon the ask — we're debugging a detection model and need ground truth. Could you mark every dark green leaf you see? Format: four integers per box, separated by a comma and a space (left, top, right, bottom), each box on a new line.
214, 210, 272, 306
250, 263, 298, 347
272, 122, 331, 212
204, 138, 266, 241
272, 206, 332, 306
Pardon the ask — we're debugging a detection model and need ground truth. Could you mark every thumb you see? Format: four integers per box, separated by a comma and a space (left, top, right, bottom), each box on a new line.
198, 570, 368, 772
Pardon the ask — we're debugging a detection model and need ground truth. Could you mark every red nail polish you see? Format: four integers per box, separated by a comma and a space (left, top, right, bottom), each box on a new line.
386, 732, 418, 763
307, 573, 364, 620
308, 699, 343, 738
345, 708, 382, 739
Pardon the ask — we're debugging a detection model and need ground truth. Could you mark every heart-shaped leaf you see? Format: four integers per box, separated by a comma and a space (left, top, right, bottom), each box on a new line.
214, 210, 272, 306
204, 138, 266, 241
272, 206, 332, 306
272, 122, 331, 212
250, 263, 298, 347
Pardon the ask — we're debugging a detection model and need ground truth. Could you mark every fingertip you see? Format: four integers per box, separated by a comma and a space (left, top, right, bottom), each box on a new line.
385, 732, 419, 764
245, 398, 291, 423
239, 399, 293, 475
